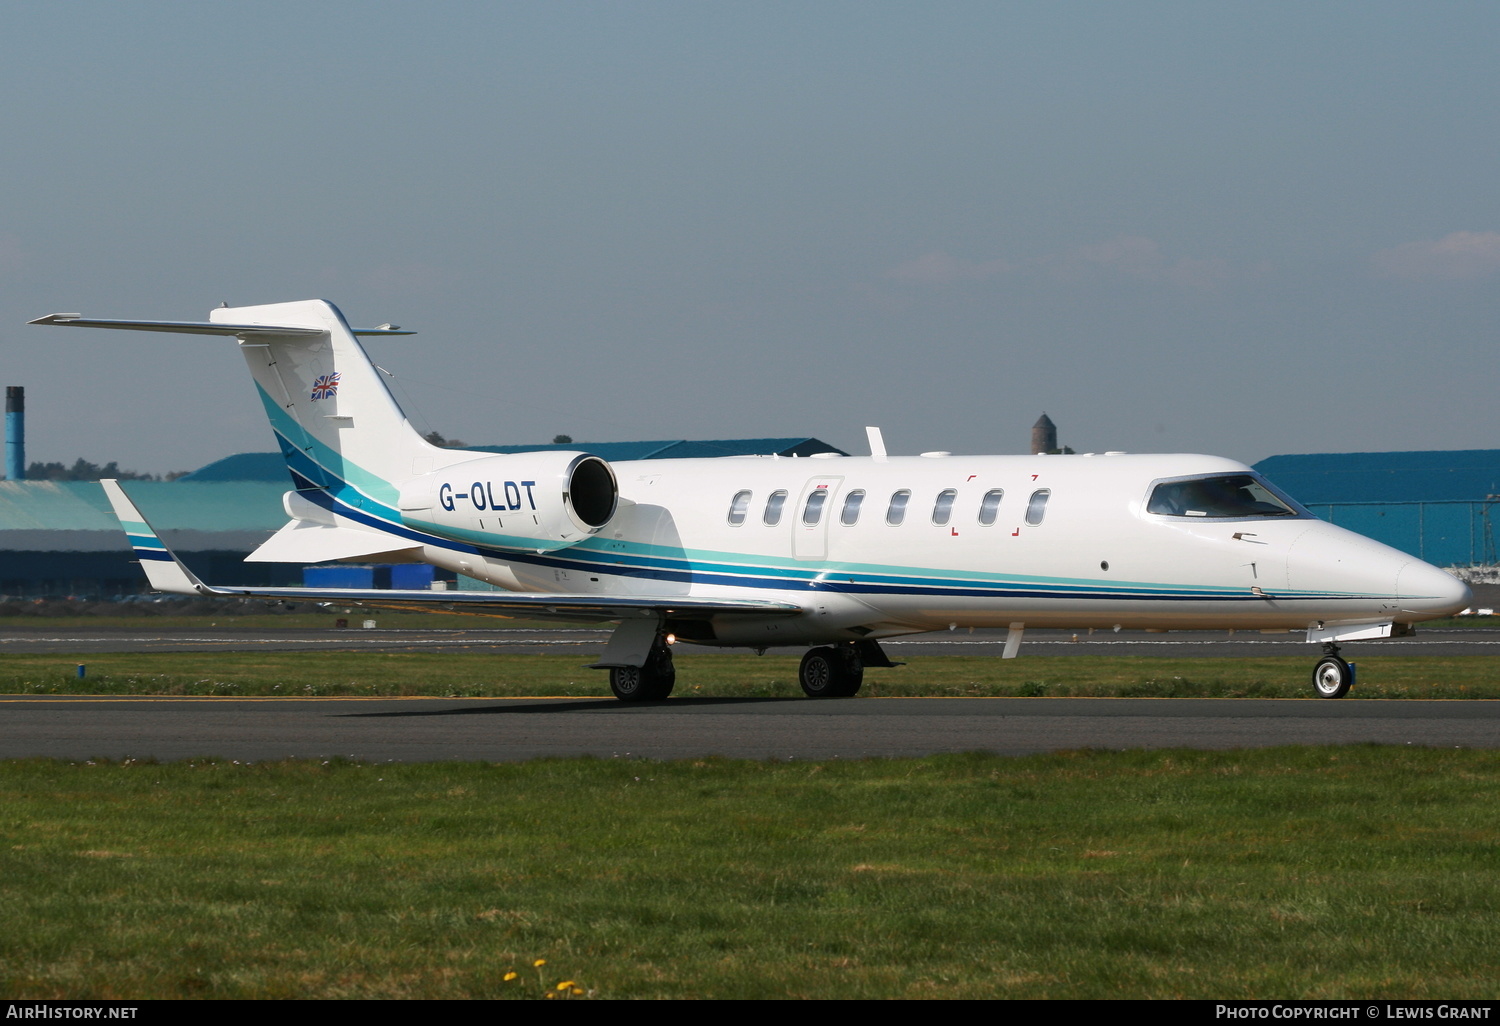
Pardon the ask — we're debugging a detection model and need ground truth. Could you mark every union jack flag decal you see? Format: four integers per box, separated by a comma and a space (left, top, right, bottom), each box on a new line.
310, 372, 340, 401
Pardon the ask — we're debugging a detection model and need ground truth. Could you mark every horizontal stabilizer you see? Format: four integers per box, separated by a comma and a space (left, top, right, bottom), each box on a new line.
246, 521, 423, 564
28, 313, 414, 337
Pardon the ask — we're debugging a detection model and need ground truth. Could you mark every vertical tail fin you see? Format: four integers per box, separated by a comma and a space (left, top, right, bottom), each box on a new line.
215, 300, 438, 505
31, 299, 446, 536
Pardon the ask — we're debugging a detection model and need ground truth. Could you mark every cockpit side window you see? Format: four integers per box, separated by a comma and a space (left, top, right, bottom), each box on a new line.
1147, 474, 1304, 519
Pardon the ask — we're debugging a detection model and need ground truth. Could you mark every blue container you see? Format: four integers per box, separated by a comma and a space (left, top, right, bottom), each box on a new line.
390, 564, 438, 590
304, 565, 377, 589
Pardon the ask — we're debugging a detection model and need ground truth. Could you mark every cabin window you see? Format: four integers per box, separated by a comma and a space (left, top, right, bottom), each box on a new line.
841, 489, 866, 526
763, 489, 788, 526
1146, 474, 1303, 519
886, 489, 911, 526
727, 490, 752, 526
1025, 489, 1051, 526
802, 489, 829, 526
932, 489, 958, 526
978, 489, 1004, 525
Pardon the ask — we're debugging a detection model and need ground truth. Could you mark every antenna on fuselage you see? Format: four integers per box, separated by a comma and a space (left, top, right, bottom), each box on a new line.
865, 426, 888, 461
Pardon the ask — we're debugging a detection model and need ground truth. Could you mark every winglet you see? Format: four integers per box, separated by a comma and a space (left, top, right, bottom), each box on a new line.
101, 479, 216, 595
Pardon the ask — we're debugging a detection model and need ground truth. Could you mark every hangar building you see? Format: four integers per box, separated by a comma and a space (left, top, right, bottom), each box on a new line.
1253, 449, 1500, 568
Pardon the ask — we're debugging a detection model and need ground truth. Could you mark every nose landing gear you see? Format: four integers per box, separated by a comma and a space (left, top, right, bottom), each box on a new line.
1312, 643, 1354, 699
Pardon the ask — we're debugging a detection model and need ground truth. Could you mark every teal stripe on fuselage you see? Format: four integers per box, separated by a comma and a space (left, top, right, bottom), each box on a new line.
257, 384, 401, 506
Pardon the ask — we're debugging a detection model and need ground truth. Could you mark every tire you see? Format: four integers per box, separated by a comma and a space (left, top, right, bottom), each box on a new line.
609, 648, 675, 701
1312, 655, 1352, 699
798, 646, 863, 698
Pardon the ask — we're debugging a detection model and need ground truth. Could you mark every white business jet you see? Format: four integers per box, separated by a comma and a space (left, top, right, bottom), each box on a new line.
32, 300, 1470, 700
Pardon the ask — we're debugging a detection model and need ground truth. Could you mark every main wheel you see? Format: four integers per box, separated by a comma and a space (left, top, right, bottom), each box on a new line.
1312, 655, 1352, 699
798, 646, 863, 698
609, 648, 676, 701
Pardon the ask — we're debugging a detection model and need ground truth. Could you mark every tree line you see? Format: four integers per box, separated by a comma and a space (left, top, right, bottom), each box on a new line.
20, 459, 187, 482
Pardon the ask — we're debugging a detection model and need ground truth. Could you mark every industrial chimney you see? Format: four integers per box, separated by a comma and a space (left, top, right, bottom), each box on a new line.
4, 386, 22, 480
1031, 412, 1056, 455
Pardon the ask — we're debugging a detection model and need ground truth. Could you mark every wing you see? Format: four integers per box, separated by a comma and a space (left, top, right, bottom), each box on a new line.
100, 480, 803, 623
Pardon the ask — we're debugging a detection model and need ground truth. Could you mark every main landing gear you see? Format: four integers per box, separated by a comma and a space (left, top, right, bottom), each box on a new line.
1312, 643, 1354, 699
609, 637, 676, 701
601, 631, 896, 702
798, 643, 864, 698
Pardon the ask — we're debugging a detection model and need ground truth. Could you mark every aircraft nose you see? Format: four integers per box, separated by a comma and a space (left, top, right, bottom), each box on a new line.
1287, 525, 1408, 599
1286, 525, 1468, 623
1397, 561, 1472, 618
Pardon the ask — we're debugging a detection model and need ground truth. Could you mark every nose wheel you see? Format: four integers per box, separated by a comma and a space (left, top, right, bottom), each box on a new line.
1312, 644, 1353, 699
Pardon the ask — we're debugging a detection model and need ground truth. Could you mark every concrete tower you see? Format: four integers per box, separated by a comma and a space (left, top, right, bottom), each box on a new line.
1031, 412, 1056, 455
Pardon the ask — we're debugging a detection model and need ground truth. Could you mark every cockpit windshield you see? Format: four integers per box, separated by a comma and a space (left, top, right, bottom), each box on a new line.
1146, 474, 1306, 519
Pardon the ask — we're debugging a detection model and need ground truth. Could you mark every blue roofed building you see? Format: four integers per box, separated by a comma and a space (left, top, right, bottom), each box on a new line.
1254, 450, 1500, 567
0, 478, 297, 596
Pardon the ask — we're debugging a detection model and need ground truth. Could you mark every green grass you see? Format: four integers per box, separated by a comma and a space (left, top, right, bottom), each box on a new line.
5, 650, 1500, 699
2, 748, 1497, 999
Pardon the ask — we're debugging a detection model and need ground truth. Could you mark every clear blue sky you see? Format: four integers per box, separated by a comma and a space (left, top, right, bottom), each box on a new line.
3, 1, 1498, 474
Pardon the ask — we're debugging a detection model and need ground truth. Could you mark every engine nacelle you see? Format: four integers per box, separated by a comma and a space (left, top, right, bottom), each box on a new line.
397, 451, 618, 551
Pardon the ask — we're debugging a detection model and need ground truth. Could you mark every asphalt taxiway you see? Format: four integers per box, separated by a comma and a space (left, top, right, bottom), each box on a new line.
3, 694, 1497, 763
4, 623, 1497, 763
